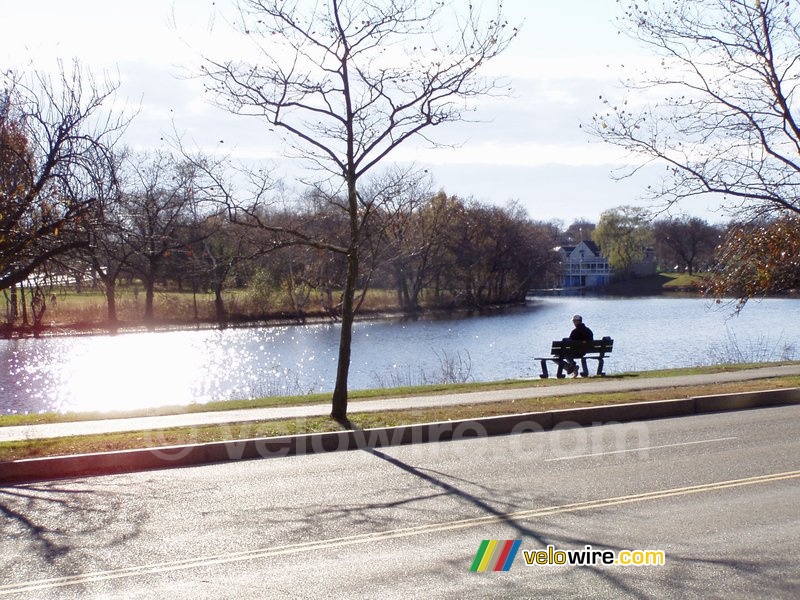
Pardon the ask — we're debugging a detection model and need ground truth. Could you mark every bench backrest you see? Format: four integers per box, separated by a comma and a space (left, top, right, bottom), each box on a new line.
550, 336, 613, 356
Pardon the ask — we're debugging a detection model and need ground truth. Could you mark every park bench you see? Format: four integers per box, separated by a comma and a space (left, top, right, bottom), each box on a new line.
536, 336, 614, 379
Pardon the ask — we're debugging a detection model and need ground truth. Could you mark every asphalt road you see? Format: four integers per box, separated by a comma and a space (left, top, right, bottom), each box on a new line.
1, 405, 799, 599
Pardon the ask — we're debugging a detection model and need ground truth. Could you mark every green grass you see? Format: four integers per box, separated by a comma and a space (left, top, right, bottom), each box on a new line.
600, 272, 707, 295
0, 362, 786, 428
661, 272, 707, 289
1, 362, 798, 462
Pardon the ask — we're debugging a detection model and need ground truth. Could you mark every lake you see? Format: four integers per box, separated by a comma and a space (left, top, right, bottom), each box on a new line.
0, 296, 797, 415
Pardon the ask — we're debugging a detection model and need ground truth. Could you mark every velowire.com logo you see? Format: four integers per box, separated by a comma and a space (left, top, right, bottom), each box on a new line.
470, 540, 522, 572
470, 540, 666, 571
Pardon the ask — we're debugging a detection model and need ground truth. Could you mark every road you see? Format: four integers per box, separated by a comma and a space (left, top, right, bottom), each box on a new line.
1, 405, 799, 598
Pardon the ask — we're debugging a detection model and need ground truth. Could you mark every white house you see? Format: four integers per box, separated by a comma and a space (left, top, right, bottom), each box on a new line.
556, 241, 611, 288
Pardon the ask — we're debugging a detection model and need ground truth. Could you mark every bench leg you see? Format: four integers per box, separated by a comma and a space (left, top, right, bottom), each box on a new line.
596, 356, 605, 376
539, 359, 549, 378
556, 359, 566, 378
580, 357, 588, 377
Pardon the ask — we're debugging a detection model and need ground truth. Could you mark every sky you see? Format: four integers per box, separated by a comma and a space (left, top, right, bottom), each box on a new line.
2, 0, 727, 226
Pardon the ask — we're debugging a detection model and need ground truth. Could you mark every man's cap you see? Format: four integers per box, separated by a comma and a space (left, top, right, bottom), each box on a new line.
572, 314, 582, 322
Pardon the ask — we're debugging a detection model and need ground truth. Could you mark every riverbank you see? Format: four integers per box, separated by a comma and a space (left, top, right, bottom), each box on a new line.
602, 272, 706, 294
2, 363, 799, 481
1, 273, 714, 339
1, 297, 537, 339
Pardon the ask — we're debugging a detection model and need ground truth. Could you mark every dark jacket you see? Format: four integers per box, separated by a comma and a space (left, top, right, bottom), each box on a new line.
568, 323, 594, 358
569, 322, 593, 342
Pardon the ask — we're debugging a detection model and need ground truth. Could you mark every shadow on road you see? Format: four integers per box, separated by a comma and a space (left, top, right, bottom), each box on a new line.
0, 480, 145, 567
361, 444, 652, 598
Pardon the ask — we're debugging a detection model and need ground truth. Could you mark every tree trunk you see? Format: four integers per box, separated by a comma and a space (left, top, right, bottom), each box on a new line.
106, 280, 118, 324
330, 113, 361, 423
396, 270, 411, 310
9, 284, 18, 324
144, 277, 155, 322
214, 285, 227, 329
330, 247, 358, 423
20, 282, 29, 326
31, 290, 45, 337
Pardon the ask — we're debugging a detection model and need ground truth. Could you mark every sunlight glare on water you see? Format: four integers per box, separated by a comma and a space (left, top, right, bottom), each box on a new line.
63, 332, 209, 411
0, 326, 339, 414
1, 296, 798, 414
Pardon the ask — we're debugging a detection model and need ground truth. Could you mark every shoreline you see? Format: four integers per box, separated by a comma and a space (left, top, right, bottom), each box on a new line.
6, 281, 797, 341
0, 301, 537, 340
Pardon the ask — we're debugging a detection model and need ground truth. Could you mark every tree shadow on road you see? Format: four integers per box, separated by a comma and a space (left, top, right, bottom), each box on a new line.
0, 486, 72, 562
360, 444, 651, 599
0, 480, 146, 568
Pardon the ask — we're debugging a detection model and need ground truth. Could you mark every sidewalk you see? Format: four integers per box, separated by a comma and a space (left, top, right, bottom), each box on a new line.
3, 364, 800, 443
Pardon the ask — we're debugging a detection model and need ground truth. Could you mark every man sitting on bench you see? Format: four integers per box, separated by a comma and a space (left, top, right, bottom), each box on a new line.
564, 314, 593, 377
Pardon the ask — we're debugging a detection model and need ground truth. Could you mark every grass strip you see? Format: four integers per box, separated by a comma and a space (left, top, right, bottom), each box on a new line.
2, 375, 798, 463
0, 362, 789, 428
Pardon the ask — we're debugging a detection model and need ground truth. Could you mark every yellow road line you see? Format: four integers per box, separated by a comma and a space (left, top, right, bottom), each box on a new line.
2, 469, 799, 595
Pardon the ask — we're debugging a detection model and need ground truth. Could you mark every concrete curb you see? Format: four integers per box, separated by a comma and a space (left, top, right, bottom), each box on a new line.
2, 387, 799, 485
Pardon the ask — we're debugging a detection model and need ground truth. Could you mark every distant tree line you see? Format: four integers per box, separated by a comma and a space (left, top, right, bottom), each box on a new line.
71, 169, 566, 328
1, 75, 564, 330
588, 207, 724, 279
2, 63, 796, 335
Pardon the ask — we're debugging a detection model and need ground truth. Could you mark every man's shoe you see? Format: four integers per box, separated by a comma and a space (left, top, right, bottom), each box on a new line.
565, 363, 575, 375
572, 370, 579, 378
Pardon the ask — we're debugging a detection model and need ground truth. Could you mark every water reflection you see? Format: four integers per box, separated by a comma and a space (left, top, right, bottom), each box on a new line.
1, 296, 797, 414
0, 325, 342, 414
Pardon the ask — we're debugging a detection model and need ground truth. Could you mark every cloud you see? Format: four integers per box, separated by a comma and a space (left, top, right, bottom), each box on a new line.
396, 139, 631, 169
1, 0, 684, 223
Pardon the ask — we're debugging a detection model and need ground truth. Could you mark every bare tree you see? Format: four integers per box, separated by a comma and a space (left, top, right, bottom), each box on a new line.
564, 220, 596, 245
379, 179, 448, 312
198, 0, 518, 422
590, 0, 800, 220
186, 215, 268, 328
65, 148, 134, 328
653, 215, 721, 274
120, 152, 214, 324
0, 62, 125, 295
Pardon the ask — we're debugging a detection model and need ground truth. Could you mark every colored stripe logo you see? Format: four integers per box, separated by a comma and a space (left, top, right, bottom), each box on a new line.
470, 539, 522, 572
